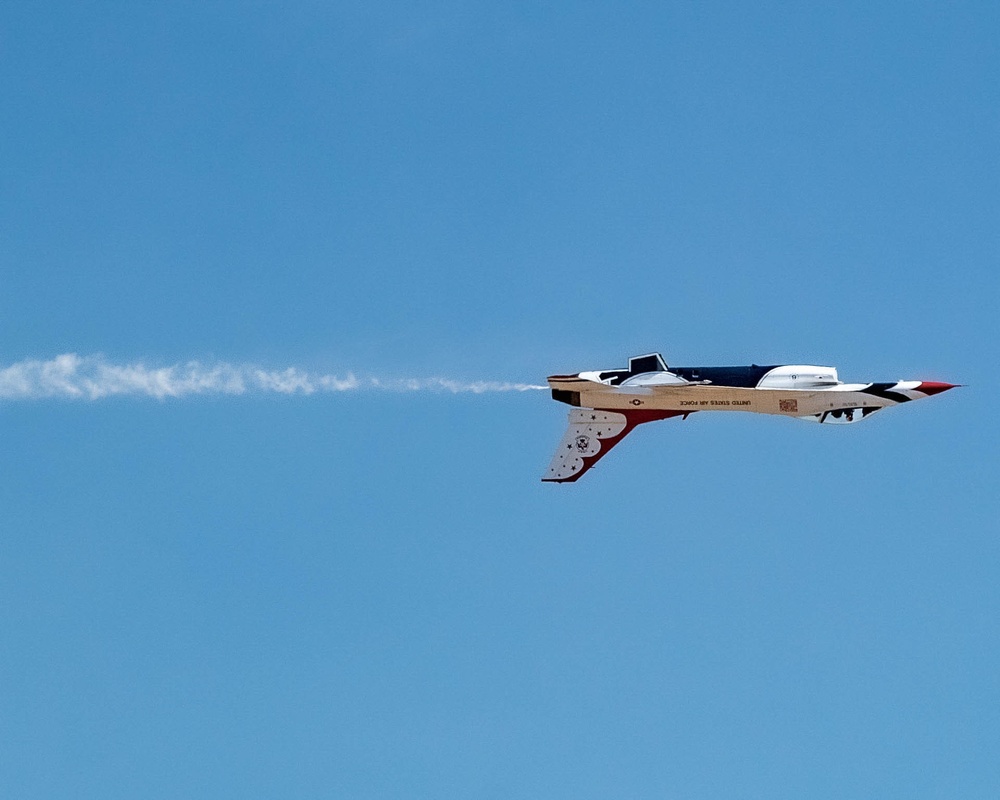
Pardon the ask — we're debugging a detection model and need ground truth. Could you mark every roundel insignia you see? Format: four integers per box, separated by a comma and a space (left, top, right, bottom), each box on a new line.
575, 435, 590, 452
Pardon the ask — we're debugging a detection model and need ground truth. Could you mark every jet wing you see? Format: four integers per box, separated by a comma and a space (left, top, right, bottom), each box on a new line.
542, 408, 686, 483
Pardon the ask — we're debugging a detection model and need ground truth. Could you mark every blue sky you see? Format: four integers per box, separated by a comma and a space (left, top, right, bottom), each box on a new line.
1, 2, 997, 797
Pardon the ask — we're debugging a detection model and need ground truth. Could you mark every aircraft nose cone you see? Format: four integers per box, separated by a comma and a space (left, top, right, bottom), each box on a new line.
918, 381, 959, 396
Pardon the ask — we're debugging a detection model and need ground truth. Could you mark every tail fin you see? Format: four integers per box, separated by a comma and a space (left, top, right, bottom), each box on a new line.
542, 408, 686, 483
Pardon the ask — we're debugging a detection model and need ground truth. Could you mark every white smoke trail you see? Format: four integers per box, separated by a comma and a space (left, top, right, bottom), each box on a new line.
0, 354, 546, 401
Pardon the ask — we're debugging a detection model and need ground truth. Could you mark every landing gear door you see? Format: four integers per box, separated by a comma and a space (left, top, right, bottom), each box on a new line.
819, 407, 880, 424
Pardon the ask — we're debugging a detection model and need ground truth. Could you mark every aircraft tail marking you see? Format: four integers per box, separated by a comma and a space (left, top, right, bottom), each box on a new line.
542, 408, 686, 483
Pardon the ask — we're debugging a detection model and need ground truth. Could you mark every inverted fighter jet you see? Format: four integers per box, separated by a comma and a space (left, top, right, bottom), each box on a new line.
543, 353, 957, 482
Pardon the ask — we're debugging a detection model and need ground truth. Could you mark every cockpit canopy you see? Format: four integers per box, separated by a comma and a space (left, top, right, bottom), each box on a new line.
628, 353, 668, 374
595, 354, 840, 389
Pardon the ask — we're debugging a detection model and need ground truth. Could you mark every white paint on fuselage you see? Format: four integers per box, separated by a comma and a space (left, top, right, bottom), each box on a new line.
552, 378, 899, 419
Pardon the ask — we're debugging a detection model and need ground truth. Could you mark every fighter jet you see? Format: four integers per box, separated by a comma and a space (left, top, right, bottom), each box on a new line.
543, 353, 958, 482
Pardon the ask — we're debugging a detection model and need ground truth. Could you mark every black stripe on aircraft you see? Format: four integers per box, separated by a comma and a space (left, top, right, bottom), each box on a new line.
669, 365, 780, 388
860, 383, 912, 403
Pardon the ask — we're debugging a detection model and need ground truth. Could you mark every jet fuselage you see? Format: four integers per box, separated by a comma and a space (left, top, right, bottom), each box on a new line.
542, 353, 957, 482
